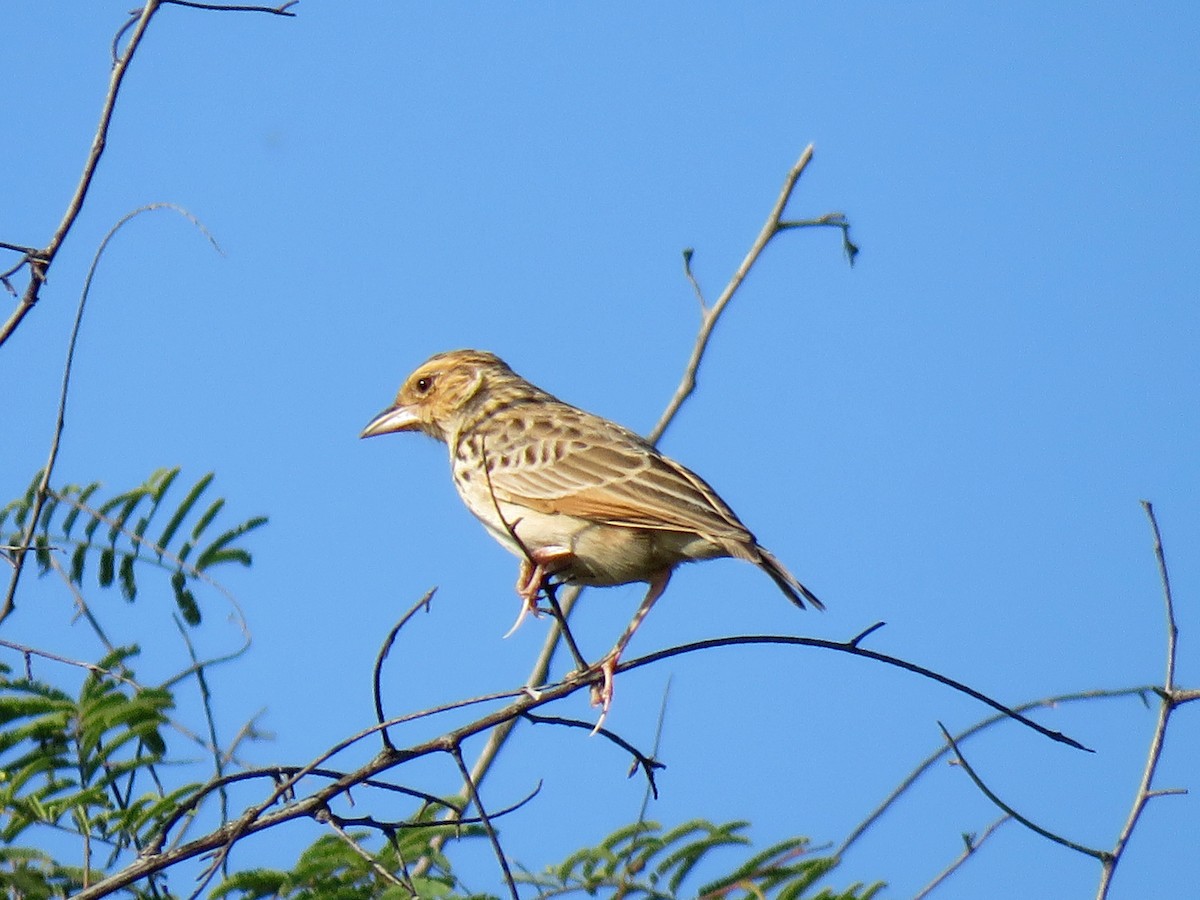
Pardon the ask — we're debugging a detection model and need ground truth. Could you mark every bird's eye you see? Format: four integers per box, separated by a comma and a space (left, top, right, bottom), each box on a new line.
415, 376, 434, 394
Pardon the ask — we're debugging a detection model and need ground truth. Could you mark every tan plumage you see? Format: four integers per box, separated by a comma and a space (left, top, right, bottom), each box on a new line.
361, 349, 823, 713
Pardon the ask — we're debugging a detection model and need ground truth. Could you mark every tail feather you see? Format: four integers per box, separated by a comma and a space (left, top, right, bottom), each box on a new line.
756, 546, 825, 611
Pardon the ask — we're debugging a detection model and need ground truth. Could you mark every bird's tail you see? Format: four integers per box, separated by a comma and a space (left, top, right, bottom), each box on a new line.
756, 546, 825, 611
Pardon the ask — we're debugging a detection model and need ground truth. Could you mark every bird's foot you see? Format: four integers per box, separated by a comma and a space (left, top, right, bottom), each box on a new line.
505, 547, 574, 638
588, 651, 619, 734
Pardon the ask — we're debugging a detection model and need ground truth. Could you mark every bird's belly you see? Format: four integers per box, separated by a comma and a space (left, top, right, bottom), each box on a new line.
456, 478, 723, 586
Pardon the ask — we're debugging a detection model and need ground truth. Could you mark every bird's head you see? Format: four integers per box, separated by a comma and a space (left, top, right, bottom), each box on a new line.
360, 349, 528, 443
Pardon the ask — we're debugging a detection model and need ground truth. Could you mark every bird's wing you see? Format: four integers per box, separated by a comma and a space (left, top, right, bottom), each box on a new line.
476, 405, 754, 543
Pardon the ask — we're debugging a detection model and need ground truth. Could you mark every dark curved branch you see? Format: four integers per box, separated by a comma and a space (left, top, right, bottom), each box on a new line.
620, 632, 1091, 751
522, 711, 666, 798
373, 588, 437, 751
938, 723, 1107, 861
163, 0, 298, 13
838, 685, 1153, 858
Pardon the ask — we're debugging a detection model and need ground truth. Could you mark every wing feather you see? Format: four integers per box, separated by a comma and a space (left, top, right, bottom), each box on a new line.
479, 405, 753, 542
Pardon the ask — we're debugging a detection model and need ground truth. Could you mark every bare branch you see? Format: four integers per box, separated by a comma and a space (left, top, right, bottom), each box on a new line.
450, 744, 519, 900
324, 816, 408, 889
373, 588, 438, 751
837, 686, 1153, 859
163, 0, 298, 14
521, 711, 666, 798
650, 144, 853, 444
0, 3, 163, 348
1096, 502, 1188, 898
626, 632, 1090, 751
938, 723, 1108, 861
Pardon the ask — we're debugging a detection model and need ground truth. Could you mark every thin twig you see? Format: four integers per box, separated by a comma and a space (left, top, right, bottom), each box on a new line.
837, 686, 1152, 858
650, 144, 849, 444
163, 0, 298, 13
323, 816, 408, 889
938, 723, 1107, 860
173, 614, 231, 844
450, 745, 519, 900
681, 248, 707, 310
1096, 502, 1187, 898
538, 581, 589, 673
521, 711, 665, 798
0, 2, 162, 349
373, 588, 437, 751
0, 638, 144, 689
912, 815, 1011, 900
637, 675, 671, 819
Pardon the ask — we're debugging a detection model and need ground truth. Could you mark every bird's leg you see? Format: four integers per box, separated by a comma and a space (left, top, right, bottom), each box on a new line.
590, 569, 671, 731
504, 545, 575, 638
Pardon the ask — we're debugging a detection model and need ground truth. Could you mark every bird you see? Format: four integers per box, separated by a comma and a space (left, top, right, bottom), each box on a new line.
361, 349, 822, 716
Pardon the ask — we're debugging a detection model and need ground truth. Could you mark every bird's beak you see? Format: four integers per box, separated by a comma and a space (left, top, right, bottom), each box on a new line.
360, 403, 421, 438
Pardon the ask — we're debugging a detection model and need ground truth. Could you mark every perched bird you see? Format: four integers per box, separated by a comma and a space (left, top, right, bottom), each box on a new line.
361, 349, 822, 714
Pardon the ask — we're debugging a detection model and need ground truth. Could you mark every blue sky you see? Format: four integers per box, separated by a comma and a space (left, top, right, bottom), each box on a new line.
4, 3, 1199, 897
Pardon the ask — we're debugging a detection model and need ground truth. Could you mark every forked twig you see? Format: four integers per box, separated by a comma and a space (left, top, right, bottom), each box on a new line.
1096, 502, 1190, 898
0, 2, 163, 349
650, 144, 853, 444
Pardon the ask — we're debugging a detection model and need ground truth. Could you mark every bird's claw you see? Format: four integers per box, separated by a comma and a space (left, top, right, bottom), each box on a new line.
588, 653, 618, 734
502, 595, 542, 638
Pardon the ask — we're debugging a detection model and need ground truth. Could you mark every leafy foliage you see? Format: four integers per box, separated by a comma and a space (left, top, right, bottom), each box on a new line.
516, 819, 883, 900
212, 817, 880, 900
0, 649, 197, 897
1, 467, 267, 625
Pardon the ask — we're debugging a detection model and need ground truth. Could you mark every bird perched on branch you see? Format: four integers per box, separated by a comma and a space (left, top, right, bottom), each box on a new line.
361, 349, 823, 715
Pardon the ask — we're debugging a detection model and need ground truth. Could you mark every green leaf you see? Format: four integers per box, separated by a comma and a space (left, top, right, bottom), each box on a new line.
98, 547, 114, 588
118, 553, 137, 602
60, 482, 100, 538
195, 516, 267, 571
69, 543, 87, 585
156, 471, 214, 557
190, 498, 225, 542
171, 572, 201, 626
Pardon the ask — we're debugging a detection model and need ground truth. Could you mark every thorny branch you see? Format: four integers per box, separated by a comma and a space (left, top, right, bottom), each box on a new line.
649, 144, 856, 445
